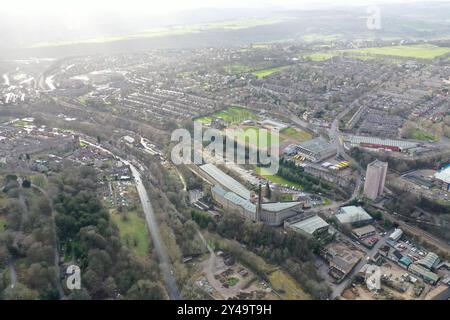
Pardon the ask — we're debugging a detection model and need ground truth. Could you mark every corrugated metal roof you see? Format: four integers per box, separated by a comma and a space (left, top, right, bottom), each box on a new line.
344, 135, 419, 149
200, 163, 251, 199
261, 201, 301, 212
435, 166, 450, 184
336, 206, 372, 224
417, 252, 439, 270
224, 192, 256, 212
290, 215, 329, 235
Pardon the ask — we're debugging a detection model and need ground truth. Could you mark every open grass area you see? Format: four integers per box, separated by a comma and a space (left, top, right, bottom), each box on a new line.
256, 166, 303, 189
111, 209, 150, 257
304, 44, 450, 61
410, 128, 439, 141
0, 215, 6, 233
195, 106, 260, 125
279, 127, 312, 143
226, 126, 273, 149
252, 66, 289, 78
350, 44, 450, 59
225, 277, 240, 287
268, 269, 311, 300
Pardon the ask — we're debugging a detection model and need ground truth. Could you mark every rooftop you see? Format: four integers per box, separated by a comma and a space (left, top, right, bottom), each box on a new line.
298, 137, 334, 155
200, 163, 251, 199
344, 135, 419, 149
417, 252, 440, 270
336, 206, 373, 224
290, 215, 329, 235
261, 201, 302, 212
435, 166, 450, 184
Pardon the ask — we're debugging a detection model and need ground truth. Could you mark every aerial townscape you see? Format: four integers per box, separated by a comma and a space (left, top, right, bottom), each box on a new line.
0, 0, 449, 304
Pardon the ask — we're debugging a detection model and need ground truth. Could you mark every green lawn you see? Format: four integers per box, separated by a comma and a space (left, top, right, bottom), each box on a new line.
111, 210, 150, 257
0, 215, 6, 233
224, 64, 255, 74
195, 106, 260, 125
226, 126, 273, 148
349, 44, 450, 59
225, 277, 240, 287
253, 66, 289, 78
410, 128, 439, 141
279, 127, 312, 143
304, 44, 450, 61
256, 167, 303, 189
268, 269, 311, 300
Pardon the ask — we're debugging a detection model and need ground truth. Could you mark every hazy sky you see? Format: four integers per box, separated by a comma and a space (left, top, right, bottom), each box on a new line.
5, 0, 450, 16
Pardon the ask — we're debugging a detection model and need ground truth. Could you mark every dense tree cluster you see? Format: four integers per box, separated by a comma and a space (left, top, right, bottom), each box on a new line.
213, 213, 331, 299
50, 166, 163, 300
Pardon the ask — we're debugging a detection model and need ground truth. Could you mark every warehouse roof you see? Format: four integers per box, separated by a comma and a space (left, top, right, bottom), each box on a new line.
261, 201, 302, 212
435, 166, 450, 184
352, 225, 376, 238
298, 137, 334, 155
224, 192, 256, 212
409, 264, 439, 283
336, 206, 372, 224
200, 163, 251, 199
344, 135, 419, 149
417, 252, 440, 270
290, 215, 329, 235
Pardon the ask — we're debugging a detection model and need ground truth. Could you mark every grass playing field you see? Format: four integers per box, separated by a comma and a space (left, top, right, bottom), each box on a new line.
195, 106, 260, 125
303, 44, 450, 61
252, 66, 290, 78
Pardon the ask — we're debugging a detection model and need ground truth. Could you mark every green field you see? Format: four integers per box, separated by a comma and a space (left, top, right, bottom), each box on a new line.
279, 127, 312, 143
111, 210, 150, 257
224, 64, 255, 74
252, 66, 290, 78
304, 44, 450, 61
256, 167, 303, 189
224, 64, 290, 78
195, 106, 260, 125
410, 128, 439, 141
0, 215, 6, 233
268, 269, 311, 300
226, 126, 273, 148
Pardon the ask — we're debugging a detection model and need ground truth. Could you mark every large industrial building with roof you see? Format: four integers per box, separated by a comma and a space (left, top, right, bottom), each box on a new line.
335, 206, 373, 226
285, 137, 336, 163
201, 163, 302, 226
434, 166, 450, 191
343, 134, 420, 152
285, 215, 330, 238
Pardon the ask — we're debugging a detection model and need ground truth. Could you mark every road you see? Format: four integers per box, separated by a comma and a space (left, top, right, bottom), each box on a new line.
331, 232, 391, 299
81, 138, 181, 299
128, 164, 181, 299
8, 258, 17, 289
